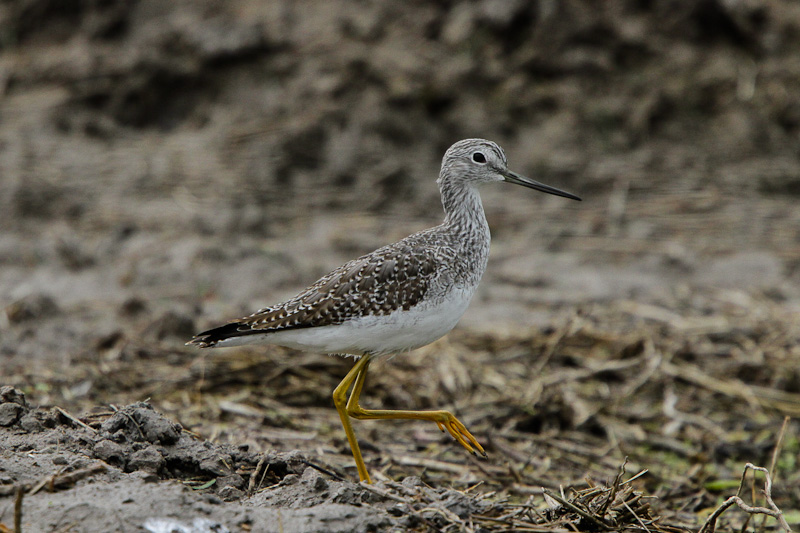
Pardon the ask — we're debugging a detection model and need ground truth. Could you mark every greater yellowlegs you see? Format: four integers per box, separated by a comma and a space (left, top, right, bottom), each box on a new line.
188, 139, 581, 483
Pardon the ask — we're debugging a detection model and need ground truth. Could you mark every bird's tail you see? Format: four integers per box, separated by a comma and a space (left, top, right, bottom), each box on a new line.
186, 321, 260, 348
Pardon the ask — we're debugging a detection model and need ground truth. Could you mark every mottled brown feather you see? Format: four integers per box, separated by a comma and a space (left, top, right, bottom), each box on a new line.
190, 238, 443, 346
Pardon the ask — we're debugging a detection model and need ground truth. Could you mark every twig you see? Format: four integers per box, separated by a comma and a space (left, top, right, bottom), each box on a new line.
768, 416, 789, 483
661, 361, 761, 410
14, 486, 22, 533
52, 463, 107, 491
359, 482, 411, 504
542, 488, 611, 531
698, 463, 791, 533
29, 469, 65, 496
248, 454, 269, 494
54, 407, 96, 433
463, 480, 484, 493
300, 460, 345, 482
622, 499, 652, 533
622, 469, 649, 485
29, 463, 106, 495
393, 455, 473, 475
597, 457, 627, 516
661, 361, 800, 415
761, 417, 791, 532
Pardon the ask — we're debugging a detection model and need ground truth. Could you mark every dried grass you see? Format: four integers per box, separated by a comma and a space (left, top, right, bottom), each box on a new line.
4, 286, 799, 531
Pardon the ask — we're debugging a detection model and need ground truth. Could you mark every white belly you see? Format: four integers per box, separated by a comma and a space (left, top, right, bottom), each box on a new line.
216, 286, 476, 356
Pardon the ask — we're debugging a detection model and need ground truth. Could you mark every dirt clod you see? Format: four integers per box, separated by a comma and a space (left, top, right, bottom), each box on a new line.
128, 446, 166, 475
4, 294, 58, 323
100, 403, 182, 445
0, 403, 24, 427
93, 439, 127, 466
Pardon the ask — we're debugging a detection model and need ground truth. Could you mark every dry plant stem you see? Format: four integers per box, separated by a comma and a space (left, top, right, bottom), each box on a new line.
28, 468, 64, 496
54, 407, 97, 433
300, 460, 344, 482
768, 416, 789, 482
661, 361, 800, 415
247, 454, 268, 494
597, 457, 627, 516
542, 488, 611, 531
393, 455, 475, 478
14, 487, 22, 533
358, 483, 411, 504
49, 463, 106, 491
622, 500, 652, 533
29, 463, 106, 496
698, 464, 791, 533
761, 416, 791, 533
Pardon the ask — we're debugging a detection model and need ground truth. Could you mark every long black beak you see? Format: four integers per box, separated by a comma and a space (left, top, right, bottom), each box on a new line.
502, 170, 581, 201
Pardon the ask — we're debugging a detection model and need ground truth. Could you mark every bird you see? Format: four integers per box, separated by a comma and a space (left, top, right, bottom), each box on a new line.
187, 138, 581, 484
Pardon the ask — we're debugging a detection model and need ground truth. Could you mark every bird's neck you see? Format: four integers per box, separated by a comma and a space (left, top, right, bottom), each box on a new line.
440, 179, 490, 240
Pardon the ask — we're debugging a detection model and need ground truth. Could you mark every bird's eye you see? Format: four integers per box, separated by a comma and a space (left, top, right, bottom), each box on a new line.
472, 152, 486, 164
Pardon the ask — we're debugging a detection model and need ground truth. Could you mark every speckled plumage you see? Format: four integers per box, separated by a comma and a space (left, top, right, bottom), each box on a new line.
187, 138, 580, 484
189, 240, 445, 349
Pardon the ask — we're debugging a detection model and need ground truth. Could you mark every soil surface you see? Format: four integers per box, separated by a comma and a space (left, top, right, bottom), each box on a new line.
1, 1, 799, 532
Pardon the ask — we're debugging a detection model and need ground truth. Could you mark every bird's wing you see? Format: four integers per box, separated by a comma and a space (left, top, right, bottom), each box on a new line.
188, 243, 438, 347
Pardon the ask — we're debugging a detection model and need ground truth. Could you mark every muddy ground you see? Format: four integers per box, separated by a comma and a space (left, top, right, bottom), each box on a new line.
1, 1, 799, 531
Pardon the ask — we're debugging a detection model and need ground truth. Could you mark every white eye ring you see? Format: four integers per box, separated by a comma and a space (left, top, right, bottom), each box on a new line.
472, 152, 487, 164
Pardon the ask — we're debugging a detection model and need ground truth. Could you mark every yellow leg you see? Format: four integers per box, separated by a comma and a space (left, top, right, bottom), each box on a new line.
345, 358, 486, 458
345, 356, 370, 413
333, 355, 372, 483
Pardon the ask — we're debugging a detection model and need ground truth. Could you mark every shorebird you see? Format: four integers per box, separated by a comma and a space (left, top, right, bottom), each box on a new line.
188, 139, 580, 483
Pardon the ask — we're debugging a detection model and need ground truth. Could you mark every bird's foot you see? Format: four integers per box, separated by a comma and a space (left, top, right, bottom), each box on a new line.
434, 413, 487, 458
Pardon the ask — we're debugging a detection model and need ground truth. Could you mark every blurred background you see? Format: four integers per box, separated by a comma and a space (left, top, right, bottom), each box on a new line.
2, 0, 799, 363
0, 0, 798, 525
